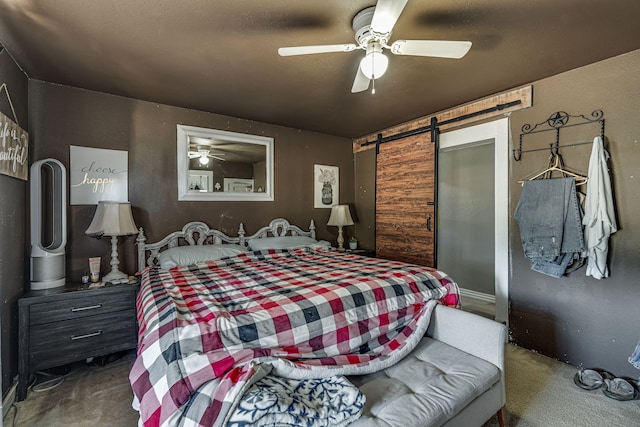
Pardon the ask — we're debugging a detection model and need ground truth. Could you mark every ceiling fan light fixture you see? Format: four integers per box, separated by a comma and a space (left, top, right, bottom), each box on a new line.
198, 149, 210, 165
359, 43, 388, 79
278, 0, 470, 93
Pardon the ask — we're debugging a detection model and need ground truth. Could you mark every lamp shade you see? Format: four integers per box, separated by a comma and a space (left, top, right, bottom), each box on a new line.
359, 41, 388, 79
86, 201, 138, 237
359, 51, 389, 79
327, 205, 354, 227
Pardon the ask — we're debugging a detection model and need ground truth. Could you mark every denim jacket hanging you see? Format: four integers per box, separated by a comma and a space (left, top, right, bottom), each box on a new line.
514, 177, 585, 278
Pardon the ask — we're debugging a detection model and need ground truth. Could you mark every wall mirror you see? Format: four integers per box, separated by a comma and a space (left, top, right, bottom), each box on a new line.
177, 125, 274, 201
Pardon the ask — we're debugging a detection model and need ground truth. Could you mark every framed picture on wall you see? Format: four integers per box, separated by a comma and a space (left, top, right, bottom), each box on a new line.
223, 178, 254, 192
69, 145, 128, 205
314, 164, 339, 208
189, 170, 213, 192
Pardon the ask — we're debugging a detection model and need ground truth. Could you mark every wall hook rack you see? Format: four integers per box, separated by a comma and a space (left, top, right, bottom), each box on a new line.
513, 109, 605, 161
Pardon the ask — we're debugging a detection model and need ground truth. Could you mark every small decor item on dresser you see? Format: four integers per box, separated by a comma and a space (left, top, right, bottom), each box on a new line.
349, 236, 358, 250
88, 257, 101, 282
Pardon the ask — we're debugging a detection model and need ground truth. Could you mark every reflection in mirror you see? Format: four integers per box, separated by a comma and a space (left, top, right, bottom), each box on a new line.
177, 125, 274, 201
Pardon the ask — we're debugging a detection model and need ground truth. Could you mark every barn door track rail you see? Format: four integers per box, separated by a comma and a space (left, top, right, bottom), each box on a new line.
360, 100, 522, 153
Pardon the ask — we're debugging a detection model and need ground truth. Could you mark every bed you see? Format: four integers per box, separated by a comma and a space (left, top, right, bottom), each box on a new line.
130, 218, 463, 427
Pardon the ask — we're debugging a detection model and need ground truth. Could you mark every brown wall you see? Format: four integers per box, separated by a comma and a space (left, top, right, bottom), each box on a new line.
508, 50, 640, 378
354, 49, 640, 377
28, 82, 354, 283
0, 49, 28, 395
354, 148, 376, 250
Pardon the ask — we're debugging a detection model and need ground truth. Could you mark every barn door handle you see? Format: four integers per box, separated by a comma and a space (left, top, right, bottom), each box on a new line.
426, 201, 435, 231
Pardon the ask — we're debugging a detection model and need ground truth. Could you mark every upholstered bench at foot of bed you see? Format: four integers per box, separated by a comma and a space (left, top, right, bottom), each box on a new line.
349, 305, 507, 427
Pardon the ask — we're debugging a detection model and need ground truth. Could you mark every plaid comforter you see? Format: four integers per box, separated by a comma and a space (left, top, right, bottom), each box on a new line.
130, 247, 460, 427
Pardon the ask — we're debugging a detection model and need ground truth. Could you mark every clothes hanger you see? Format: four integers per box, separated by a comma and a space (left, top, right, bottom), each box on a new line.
518, 150, 588, 186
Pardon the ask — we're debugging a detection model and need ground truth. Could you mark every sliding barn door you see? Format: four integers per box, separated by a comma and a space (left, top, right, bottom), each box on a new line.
376, 133, 435, 266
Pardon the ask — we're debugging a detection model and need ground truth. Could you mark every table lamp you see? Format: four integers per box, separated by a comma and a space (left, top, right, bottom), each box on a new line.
86, 201, 138, 282
327, 204, 354, 252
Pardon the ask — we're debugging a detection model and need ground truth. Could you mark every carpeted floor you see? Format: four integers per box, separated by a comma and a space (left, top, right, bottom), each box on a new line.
483, 344, 640, 427
5, 344, 640, 426
5, 352, 139, 427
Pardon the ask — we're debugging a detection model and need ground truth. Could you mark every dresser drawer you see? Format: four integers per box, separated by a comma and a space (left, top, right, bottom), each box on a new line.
18, 282, 139, 402
28, 308, 137, 369
29, 289, 136, 325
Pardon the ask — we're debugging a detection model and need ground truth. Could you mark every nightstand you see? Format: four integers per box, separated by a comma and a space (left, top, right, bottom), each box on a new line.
345, 248, 376, 258
17, 281, 139, 401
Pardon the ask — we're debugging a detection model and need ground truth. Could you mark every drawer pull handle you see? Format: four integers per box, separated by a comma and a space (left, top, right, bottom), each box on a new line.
71, 304, 102, 312
71, 330, 102, 340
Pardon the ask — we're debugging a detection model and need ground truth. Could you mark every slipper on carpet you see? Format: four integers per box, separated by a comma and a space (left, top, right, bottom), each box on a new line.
573, 369, 606, 390
603, 378, 639, 401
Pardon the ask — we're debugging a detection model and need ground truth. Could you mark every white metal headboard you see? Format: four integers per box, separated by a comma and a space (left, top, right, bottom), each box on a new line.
241, 218, 316, 244
137, 218, 316, 270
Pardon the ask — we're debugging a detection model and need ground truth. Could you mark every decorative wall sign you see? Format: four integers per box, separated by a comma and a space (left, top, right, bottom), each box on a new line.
69, 145, 128, 205
314, 164, 339, 208
0, 110, 28, 180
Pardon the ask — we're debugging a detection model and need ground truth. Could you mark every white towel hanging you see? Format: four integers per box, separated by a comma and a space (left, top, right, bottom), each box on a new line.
582, 136, 617, 279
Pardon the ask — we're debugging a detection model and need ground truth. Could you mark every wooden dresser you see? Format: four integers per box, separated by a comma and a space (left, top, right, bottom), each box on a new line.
17, 282, 139, 401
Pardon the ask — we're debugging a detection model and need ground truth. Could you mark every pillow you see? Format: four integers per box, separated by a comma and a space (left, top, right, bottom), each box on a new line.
247, 236, 330, 251
158, 244, 247, 269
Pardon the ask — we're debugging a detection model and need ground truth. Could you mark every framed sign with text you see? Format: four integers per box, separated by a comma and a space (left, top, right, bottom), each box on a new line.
0, 110, 28, 180
69, 145, 128, 205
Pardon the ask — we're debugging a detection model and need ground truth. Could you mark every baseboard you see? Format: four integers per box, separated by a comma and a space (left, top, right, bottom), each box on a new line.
2, 380, 17, 419
459, 288, 495, 304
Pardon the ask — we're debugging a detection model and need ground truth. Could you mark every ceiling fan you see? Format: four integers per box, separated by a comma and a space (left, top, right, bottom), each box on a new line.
188, 146, 226, 165
278, 0, 472, 93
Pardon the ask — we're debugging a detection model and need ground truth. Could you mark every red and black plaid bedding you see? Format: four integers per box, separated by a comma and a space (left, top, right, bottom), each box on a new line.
129, 247, 460, 427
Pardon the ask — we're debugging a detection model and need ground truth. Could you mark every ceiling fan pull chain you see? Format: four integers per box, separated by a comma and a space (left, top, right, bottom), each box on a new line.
371, 78, 376, 95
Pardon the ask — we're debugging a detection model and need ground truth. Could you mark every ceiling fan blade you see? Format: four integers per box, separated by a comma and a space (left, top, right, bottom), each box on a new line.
370, 0, 409, 35
188, 152, 200, 159
278, 44, 357, 56
210, 155, 226, 161
390, 40, 472, 58
351, 67, 371, 93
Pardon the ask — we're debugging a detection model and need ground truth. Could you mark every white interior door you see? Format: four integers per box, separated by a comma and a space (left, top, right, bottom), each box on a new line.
438, 118, 509, 325
439, 141, 495, 295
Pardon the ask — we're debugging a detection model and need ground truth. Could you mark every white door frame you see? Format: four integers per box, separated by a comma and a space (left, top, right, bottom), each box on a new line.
439, 117, 510, 325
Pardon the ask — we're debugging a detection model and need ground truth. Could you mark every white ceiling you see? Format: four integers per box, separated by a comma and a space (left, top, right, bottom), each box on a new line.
1, 0, 639, 138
